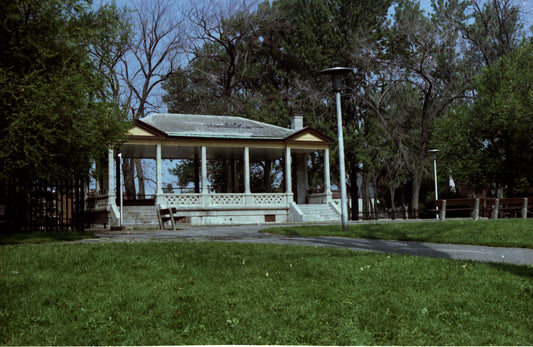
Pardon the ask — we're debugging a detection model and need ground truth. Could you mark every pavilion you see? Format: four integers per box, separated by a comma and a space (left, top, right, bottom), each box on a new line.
87, 113, 341, 227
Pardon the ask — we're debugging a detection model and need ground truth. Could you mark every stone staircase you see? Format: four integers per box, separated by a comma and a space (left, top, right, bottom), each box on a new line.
122, 206, 159, 228
296, 204, 340, 223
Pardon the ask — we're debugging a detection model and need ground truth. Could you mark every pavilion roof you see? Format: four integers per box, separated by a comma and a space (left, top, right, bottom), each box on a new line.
140, 113, 294, 140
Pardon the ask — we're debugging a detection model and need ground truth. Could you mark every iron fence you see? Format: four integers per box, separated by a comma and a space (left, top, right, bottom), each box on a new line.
0, 177, 85, 232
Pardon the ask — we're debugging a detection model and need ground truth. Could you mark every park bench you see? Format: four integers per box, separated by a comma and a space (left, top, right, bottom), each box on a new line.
84, 209, 109, 229
484, 197, 531, 219
433, 197, 531, 221
432, 198, 481, 221
157, 205, 187, 230
0, 204, 6, 229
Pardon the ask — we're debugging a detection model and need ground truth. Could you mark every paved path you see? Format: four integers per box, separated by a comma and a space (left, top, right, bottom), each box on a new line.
89, 224, 533, 266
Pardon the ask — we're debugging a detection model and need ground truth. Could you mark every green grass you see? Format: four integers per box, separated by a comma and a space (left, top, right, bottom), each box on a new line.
1, 242, 532, 345
0, 231, 95, 245
264, 219, 533, 248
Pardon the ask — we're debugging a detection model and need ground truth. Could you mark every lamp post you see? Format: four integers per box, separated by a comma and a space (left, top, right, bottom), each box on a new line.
429, 149, 439, 220
117, 152, 123, 228
320, 67, 353, 231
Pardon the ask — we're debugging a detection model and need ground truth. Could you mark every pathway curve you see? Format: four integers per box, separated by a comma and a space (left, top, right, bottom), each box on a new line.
88, 224, 533, 266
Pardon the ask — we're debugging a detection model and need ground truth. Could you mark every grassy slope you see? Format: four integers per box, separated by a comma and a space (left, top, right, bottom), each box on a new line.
1, 242, 532, 345
264, 219, 533, 248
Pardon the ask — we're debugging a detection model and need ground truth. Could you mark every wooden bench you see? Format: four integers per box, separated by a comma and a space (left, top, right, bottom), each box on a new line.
84, 209, 109, 229
484, 197, 531, 219
432, 198, 480, 221
157, 206, 187, 230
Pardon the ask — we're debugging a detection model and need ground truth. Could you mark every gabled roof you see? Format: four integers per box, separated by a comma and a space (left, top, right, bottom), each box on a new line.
139, 113, 294, 140
126, 113, 333, 148
285, 127, 334, 144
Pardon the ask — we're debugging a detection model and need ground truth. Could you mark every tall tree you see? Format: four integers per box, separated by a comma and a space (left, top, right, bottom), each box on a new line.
370, 0, 471, 215
118, 0, 187, 199
0, 0, 127, 181
459, 0, 525, 68
433, 39, 533, 197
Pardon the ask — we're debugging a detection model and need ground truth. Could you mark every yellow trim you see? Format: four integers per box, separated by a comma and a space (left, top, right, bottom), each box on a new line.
128, 126, 157, 137
291, 133, 323, 142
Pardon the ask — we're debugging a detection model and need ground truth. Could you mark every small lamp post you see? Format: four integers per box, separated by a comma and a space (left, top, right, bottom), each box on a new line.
428, 149, 440, 220
320, 67, 353, 231
117, 152, 123, 227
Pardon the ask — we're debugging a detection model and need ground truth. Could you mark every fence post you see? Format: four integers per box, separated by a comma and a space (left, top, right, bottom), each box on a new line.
491, 198, 500, 219
522, 198, 528, 219
473, 198, 480, 220
440, 200, 446, 222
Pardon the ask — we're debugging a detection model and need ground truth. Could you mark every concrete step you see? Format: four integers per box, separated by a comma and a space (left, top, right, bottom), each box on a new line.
122, 206, 159, 226
297, 204, 340, 222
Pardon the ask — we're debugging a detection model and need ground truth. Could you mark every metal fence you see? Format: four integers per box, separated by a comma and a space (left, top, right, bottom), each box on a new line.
0, 177, 85, 232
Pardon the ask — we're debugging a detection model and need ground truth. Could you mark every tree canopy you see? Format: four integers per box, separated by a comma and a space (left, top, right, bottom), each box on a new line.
160, 0, 531, 216
3, 0, 531, 215
0, 0, 128, 181
433, 38, 533, 197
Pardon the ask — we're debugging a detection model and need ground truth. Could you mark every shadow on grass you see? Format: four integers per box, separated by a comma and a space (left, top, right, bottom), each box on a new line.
0, 231, 96, 245
289, 230, 452, 261
489, 262, 533, 280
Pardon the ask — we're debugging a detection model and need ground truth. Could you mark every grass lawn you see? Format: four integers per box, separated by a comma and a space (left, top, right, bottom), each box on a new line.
0, 231, 95, 245
1, 241, 532, 345
264, 219, 533, 248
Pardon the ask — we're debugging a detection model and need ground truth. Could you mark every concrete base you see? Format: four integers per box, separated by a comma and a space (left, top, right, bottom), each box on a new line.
120, 206, 289, 228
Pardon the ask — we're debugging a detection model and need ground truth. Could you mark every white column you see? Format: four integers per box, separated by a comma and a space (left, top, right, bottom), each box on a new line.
108, 149, 115, 203
201, 146, 208, 194
285, 147, 292, 193
155, 143, 163, 205
324, 148, 332, 202
244, 147, 251, 194
156, 143, 162, 194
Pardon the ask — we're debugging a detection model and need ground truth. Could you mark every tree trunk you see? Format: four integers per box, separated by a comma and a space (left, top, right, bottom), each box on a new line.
361, 170, 371, 220
263, 160, 271, 192
134, 159, 145, 199
123, 158, 136, 200
389, 186, 396, 219
349, 169, 359, 220
410, 173, 422, 219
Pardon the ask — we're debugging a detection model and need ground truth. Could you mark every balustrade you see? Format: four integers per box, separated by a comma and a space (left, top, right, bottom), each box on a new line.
162, 193, 290, 208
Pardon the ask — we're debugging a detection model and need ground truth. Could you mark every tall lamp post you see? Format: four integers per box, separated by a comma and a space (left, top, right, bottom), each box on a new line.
320, 67, 353, 231
429, 149, 439, 220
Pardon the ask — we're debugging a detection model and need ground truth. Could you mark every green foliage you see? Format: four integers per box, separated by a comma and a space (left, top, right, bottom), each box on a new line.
433, 39, 533, 196
1, 242, 532, 345
0, 0, 128, 180
266, 219, 533, 248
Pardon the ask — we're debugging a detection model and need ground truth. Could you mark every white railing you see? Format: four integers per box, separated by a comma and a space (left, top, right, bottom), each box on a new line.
163, 193, 291, 208
165, 194, 202, 207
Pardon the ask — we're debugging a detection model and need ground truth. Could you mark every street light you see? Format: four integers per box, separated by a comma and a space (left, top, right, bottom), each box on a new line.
117, 152, 123, 228
320, 67, 353, 231
428, 149, 440, 220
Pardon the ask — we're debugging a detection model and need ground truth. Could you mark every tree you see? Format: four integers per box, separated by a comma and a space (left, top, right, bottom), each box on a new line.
164, 0, 393, 213
365, 0, 474, 216
118, 0, 187, 199
459, 0, 525, 69
0, 0, 127, 181
433, 39, 533, 197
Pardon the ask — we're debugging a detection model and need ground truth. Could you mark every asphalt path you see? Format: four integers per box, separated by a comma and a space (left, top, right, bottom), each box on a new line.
89, 224, 533, 266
